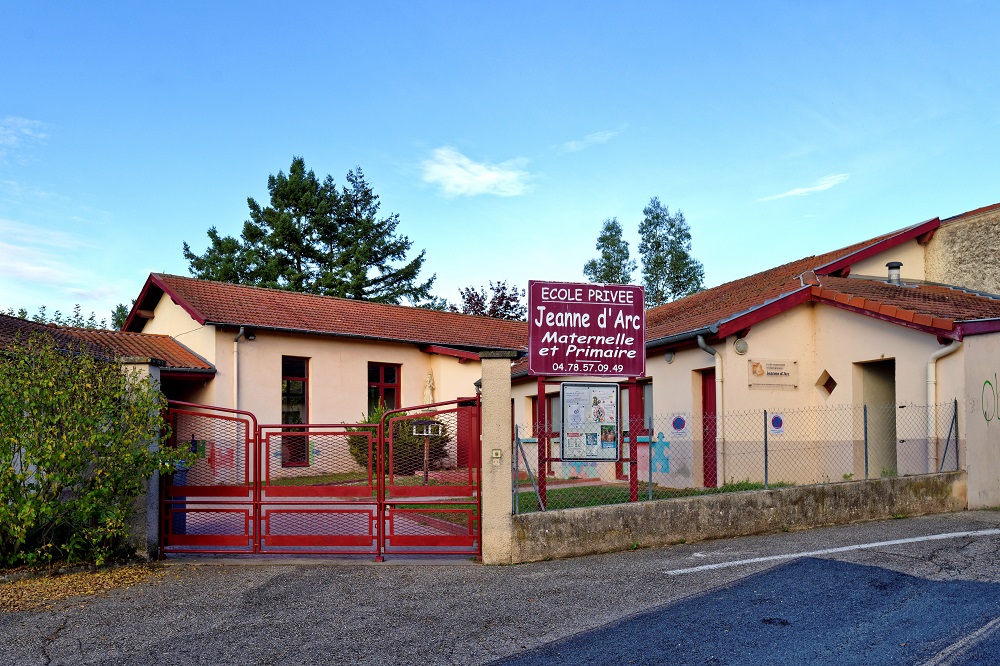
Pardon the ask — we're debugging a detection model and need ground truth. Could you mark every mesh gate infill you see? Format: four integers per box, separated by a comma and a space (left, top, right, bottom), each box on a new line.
160, 403, 256, 554
160, 398, 482, 559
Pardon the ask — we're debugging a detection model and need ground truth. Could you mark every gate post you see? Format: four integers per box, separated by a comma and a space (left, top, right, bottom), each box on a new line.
479, 351, 518, 564
121, 357, 164, 560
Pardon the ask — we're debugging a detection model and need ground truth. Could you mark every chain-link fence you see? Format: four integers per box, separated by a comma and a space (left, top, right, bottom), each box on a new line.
513, 400, 960, 514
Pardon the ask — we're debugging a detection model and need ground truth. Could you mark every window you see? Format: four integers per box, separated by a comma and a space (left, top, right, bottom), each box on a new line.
621, 381, 653, 436
531, 393, 561, 437
281, 356, 308, 466
368, 362, 400, 414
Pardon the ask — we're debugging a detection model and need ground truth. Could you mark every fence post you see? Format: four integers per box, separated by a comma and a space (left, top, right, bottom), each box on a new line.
863, 404, 869, 480
954, 398, 960, 470
512, 425, 519, 515
763, 410, 769, 489
647, 416, 653, 501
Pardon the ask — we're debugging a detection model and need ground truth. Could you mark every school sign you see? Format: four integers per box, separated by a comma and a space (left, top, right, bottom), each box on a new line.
527, 280, 646, 377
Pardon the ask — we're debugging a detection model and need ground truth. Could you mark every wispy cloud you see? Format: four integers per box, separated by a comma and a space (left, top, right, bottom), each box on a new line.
421, 147, 530, 197
759, 174, 849, 202
0, 117, 47, 160
0, 241, 74, 286
0, 218, 88, 250
562, 129, 621, 153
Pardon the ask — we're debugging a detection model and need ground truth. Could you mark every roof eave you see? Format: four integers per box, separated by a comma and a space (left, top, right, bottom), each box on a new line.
208, 320, 525, 353
955, 318, 1000, 338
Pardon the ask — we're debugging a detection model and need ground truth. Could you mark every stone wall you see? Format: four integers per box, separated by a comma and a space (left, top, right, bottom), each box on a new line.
511, 472, 967, 563
926, 207, 1000, 295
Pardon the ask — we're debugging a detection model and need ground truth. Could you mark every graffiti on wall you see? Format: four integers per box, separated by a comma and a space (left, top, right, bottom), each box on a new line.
985, 373, 998, 425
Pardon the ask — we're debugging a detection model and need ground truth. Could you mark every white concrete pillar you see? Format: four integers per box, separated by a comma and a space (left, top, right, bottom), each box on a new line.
479, 351, 518, 564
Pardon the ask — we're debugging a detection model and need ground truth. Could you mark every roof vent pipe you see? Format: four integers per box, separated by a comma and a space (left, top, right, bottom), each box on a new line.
886, 262, 903, 285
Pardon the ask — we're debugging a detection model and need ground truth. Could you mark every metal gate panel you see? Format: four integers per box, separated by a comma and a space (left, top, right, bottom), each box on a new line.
161, 398, 482, 559
160, 403, 257, 555
256, 425, 379, 555
380, 400, 481, 557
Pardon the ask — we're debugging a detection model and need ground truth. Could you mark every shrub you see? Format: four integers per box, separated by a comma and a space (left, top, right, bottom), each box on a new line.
347, 405, 450, 476
0, 333, 191, 566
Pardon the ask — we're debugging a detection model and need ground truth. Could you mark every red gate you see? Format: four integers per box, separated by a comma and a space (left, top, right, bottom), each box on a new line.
160, 398, 482, 559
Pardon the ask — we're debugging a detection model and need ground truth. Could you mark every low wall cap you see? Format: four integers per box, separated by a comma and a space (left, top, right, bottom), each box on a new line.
479, 350, 521, 359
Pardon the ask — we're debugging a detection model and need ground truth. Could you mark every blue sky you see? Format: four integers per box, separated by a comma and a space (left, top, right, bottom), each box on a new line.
2, 2, 999, 323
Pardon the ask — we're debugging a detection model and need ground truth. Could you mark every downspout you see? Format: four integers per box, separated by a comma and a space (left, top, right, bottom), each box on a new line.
697, 335, 725, 483
234, 327, 247, 410
927, 339, 962, 470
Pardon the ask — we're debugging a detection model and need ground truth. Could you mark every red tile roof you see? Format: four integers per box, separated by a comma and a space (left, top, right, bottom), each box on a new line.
645, 222, 932, 345
645, 212, 1000, 348
810, 276, 1000, 335
127, 273, 528, 352
64, 328, 213, 371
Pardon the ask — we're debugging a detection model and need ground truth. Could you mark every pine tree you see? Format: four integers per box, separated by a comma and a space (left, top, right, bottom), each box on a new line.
583, 217, 636, 285
183, 157, 434, 304
638, 197, 704, 306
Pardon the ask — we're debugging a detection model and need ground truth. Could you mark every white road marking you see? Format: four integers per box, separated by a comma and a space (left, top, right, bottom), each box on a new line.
918, 615, 1000, 666
663, 529, 1000, 576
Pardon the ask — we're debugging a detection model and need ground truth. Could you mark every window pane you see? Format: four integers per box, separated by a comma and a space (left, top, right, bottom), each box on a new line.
643, 383, 654, 424
283, 356, 307, 378
383, 366, 397, 384
368, 364, 381, 383
548, 395, 561, 431
282, 380, 306, 424
368, 387, 381, 414
382, 387, 398, 410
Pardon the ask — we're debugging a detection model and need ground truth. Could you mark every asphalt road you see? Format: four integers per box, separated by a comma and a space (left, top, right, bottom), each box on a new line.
3, 510, 1000, 665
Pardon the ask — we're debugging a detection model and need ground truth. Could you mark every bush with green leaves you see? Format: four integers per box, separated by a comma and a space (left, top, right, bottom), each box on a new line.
0, 333, 191, 566
347, 404, 450, 476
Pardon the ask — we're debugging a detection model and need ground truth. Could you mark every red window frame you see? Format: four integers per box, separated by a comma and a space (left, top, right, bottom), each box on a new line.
368, 362, 401, 413
631, 379, 653, 438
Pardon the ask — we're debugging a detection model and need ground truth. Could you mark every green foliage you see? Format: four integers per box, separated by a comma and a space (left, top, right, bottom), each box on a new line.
347, 404, 450, 475
638, 197, 704, 306
3, 304, 110, 329
583, 217, 636, 285
452, 281, 527, 320
183, 157, 434, 304
110, 302, 134, 330
0, 333, 191, 566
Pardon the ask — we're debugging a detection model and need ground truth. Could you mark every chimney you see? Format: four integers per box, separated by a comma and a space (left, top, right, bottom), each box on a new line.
886, 261, 902, 285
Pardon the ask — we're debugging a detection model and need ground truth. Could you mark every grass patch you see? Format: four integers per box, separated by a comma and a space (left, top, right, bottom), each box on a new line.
269, 472, 455, 488
393, 503, 478, 527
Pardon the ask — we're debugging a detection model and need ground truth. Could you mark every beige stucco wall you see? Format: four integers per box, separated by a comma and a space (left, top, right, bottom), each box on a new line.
141, 292, 486, 422
429, 354, 483, 403
217, 329, 483, 425
963, 332, 1000, 508
513, 302, 970, 489
927, 207, 1000, 295
647, 303, 952, 417
850, 238, 927, 281
140, 294, 217, 365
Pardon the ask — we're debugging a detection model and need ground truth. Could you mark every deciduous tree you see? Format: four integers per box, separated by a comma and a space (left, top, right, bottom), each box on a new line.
583, 217, 636, 285
452, 281, 526, 320
638, 197, 704, 306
